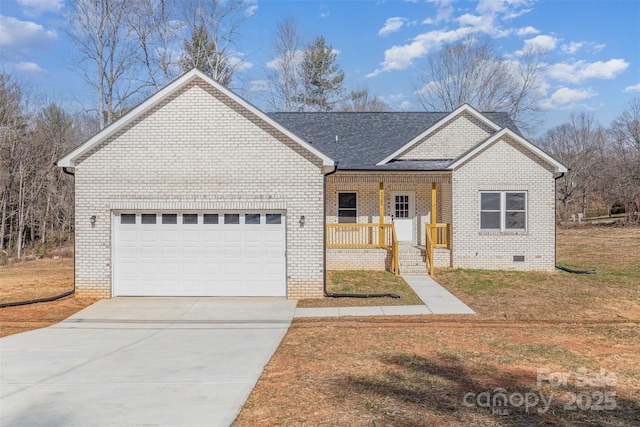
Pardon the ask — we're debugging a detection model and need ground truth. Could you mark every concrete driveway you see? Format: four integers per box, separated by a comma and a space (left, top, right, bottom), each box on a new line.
0, 297, 296, 427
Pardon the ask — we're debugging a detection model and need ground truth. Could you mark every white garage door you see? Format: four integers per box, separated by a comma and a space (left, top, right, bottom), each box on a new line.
113, 212, 286, 296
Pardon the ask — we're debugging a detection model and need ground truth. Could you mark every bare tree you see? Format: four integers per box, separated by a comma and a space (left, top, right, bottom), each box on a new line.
608, 98, 640, 222
266, 17, 304, 111
0, 74, 28, 254
340, 85, 389, 112
179, 0, 249, 86
67, 0, 141, 129
537, 113, 606, 222
128, 0, 183, 92
0, 74, 92, 259
416, 38, 544, 133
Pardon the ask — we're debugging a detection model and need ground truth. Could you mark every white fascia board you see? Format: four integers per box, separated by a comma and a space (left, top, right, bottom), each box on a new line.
448, 128, 568, 173
57, 69, 335, 168
376, 104, 502, 166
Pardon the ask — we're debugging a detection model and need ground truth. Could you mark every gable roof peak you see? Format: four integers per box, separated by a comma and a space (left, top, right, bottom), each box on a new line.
57, 69, 334, 168
375, 104, 503, 166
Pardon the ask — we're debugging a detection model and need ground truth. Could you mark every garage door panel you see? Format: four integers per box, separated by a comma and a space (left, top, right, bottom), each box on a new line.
264, 230, 283, 242
140, 231, 157, 242
114, 211, 286, 297
182, 230, 201, 242
244, 230, 262, 242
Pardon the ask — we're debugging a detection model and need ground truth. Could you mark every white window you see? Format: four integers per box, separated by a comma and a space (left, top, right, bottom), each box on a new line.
480, 192, 526, 231
338, 192, 357, 223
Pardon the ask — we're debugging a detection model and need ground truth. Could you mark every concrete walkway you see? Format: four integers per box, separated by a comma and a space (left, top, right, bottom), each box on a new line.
1, 297, 295, 427
294, 275, 474, 318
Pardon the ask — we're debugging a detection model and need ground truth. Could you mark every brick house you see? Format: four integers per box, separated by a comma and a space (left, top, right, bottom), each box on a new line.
57, 69, 567, 299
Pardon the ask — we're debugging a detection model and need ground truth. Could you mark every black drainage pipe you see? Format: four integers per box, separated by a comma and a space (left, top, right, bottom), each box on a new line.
556, 264, 596, 274
0, 289, 75, 309
322, 163, 400, 299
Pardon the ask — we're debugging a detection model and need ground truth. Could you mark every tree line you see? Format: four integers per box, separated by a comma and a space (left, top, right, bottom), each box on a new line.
537, 101, 640, 224
1, 74, 98, 259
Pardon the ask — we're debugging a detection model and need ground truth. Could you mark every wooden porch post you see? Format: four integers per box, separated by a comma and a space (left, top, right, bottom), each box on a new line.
431, 183, 437, 247
431, 182, 437, 225
379, 182, 384, 248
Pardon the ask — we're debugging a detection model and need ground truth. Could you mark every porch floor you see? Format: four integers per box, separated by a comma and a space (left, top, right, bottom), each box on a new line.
294, 275, 474, 317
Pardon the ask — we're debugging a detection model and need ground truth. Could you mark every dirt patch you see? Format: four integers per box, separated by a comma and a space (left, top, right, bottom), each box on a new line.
235, 226, 640, 426
235, 320, 640, 426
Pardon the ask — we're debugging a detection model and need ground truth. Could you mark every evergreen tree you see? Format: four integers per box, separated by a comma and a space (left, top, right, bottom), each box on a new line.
298, 36, 345, 111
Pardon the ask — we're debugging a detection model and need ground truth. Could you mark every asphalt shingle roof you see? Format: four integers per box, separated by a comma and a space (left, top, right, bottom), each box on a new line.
268, 111, 519, 170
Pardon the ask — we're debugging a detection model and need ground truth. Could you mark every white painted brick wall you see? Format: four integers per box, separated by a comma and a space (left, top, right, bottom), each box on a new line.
451, 135, 557, 271
398, 112, 494, 160
74, 79, 325, 298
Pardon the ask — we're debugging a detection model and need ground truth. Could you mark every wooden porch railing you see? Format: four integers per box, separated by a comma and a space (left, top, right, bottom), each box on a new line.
425, 223, 450, 276
326, 223, 400, 275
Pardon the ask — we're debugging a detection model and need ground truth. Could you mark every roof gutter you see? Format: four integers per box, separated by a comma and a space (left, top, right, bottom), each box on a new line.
322, 162, 399, 299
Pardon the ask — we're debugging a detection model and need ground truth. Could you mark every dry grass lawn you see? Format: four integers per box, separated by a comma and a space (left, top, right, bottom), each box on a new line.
297, 270, 424, 307
0, 258, 97, 337
234, 226, 640, 426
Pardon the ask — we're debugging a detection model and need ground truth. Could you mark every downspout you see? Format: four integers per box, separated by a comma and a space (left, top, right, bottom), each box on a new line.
0, 165, 76, 308
553, 171, 565, 267
553, 171, 596, 274
322, 163, 400, 299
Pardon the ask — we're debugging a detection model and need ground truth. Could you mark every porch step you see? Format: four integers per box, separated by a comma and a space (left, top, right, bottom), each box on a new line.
398, 245, 429, 275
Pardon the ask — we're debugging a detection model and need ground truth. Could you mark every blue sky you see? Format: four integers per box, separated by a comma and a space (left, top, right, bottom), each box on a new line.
1, 0, 639, 136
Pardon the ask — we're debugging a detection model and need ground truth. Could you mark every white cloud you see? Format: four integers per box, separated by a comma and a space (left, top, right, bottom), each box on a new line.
399, 100, 413, 110
561, 41, 584, 55
244, 5, 258, 18
17, 0, 62, 15
547, 59, 629, 83
477, 0, 534, 18
5, 61, 47, 75
592, 43, 606, 53
266, 50, 304, 71
248, 79, 268, 92
228, 54, 253, 72
426, 0, 455, 22
0, 15, 57, 54
516, 26, 539, 36
369, 0, 543, 77
541, 87, 597, 109
367, 27, 473, 77
379, 17, 406, 36
623, 83, 640, 93
522, 35, 558, 52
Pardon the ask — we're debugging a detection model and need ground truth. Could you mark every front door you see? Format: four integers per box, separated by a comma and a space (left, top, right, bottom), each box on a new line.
392, 192, 414, 242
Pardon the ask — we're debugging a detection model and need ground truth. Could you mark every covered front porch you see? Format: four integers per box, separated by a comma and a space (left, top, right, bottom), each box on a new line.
325, 172, 452, 275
